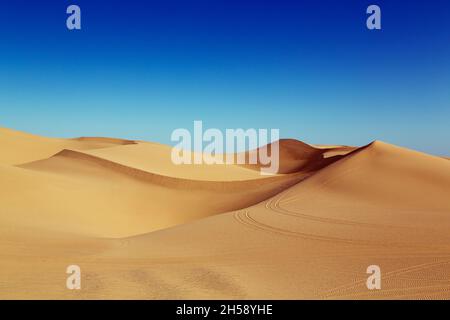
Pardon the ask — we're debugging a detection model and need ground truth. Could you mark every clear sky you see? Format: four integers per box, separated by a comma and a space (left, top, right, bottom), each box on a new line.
0, 0, 449, 155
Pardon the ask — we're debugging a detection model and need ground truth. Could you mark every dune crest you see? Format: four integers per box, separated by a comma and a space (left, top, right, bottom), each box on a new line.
104, 139, 450, 299
0, 127, 130, 165
242, 138, 353, 173
71, 136, 137, 145
5, 146, 313, 237
21, 148, 307, 191
82, 141, 271, 181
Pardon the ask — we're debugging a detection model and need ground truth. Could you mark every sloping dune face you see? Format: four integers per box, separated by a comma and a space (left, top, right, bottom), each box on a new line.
10, 148, 306, 237
82, 141, 268, 181
1, 127, 450, 299
242, 139, 353, 174
94, 141, 450, 299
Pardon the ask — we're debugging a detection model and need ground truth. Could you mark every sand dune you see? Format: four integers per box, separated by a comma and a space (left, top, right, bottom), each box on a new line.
72, 136, 136, 145
1, 127, 449, 299
0, 127, 132, 165
82, 141, 268, 181
2, 148, 305, 237
89, 141, 450, 299
242, 139, 351, 174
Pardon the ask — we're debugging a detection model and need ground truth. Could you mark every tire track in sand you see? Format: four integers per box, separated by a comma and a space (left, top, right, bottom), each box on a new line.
233, 210, 403, 246
320, 259, 450, 299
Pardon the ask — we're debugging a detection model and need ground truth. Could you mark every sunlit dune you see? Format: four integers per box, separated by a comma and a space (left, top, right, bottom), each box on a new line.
82, 141, 268, 181
1, 127, 449, 299
4, 148, 303, 237
0, 127, 132, 166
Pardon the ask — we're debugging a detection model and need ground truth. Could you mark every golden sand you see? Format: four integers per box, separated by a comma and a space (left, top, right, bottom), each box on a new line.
1, 127, 449, 299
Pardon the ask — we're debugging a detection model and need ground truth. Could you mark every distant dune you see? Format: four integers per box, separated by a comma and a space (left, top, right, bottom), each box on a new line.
241, 139, 356, 174
0, 126, 449, 299
82, 141, 269, 181
0, 127, 131, 165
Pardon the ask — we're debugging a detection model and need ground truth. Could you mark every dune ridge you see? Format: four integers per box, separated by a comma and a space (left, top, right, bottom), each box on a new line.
6, 141, 319, 237
71, 136, 137, 145
242, 138, 354, 174
21, 148, 310, 191
81, 141, 273, 181
0, 127, 130, 165
101, 139, 450, 299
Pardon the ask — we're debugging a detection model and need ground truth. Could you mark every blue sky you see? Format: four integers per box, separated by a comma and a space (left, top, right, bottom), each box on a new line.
0, 0, 449, 155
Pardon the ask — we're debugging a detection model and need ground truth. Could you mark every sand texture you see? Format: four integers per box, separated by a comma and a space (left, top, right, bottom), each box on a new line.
1, 127, 449, 299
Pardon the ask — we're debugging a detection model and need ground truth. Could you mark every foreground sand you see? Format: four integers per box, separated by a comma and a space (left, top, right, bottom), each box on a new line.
1, 127, 449, 299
